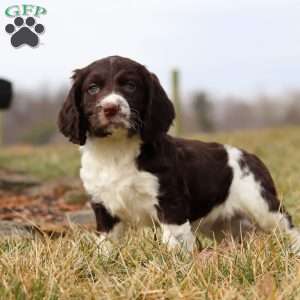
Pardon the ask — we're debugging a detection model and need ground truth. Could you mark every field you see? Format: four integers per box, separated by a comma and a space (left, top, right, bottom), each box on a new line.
0, 126, 300, 299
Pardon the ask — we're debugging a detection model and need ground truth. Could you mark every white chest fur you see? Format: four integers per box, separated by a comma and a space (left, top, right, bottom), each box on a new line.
80, 131, 159, 225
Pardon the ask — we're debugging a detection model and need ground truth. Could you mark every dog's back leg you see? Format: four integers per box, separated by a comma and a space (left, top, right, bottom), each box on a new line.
241, 191, 300, 254
226, 146, 300, 254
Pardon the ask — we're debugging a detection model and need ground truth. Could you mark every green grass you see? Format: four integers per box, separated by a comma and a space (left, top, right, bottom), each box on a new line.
0, 144, 80, 180
1, 126, 300, 299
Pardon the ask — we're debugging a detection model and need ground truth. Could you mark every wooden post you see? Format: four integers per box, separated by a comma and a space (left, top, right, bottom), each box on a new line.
171, 69, 182, 136
0, 111, 3, 146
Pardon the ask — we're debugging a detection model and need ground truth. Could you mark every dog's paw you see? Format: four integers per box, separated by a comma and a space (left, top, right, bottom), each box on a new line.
92, 234, 114, 257
287, 228, 300, 256
161, 222, 196, 252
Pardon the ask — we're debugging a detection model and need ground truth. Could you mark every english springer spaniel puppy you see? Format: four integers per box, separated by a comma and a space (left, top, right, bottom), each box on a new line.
58, 55, 300, 253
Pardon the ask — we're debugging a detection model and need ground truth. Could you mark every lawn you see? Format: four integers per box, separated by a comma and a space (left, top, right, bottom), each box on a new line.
0, 126, 300, 299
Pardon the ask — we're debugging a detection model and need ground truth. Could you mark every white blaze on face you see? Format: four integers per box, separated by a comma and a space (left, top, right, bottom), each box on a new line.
96, 93, 131, 128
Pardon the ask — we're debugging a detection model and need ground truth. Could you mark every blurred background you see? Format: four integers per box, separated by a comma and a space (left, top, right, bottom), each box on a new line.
1, 2, 300, 294
1, 0, 300, 144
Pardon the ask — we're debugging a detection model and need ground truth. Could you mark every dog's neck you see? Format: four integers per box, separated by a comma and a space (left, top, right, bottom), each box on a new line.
81, 129, 142, 165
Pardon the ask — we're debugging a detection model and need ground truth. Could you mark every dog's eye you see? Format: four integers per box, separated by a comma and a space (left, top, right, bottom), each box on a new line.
87, 84, 100, 95
122, 81, 136, 92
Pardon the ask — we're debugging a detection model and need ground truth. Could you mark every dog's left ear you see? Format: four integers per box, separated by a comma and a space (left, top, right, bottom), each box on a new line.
141, 71, 175, 142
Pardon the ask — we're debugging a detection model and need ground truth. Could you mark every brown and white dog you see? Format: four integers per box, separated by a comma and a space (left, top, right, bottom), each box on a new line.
58, 55, 300, 252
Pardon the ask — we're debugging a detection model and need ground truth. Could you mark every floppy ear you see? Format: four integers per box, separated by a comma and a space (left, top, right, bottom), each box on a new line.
141, 72, 175, 142
58, 71, 87, 145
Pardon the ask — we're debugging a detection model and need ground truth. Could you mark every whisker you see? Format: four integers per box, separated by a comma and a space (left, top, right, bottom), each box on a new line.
129, 120, 139, 131
130, 110, 144, 129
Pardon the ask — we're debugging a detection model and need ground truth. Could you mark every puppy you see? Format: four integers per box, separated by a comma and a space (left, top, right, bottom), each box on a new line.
58, 56, 300, 252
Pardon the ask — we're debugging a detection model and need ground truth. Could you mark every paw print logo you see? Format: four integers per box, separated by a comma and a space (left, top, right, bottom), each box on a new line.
5, 17, 45, 48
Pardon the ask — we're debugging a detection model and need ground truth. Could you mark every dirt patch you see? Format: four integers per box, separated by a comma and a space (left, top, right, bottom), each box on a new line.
0, 170, 92, 234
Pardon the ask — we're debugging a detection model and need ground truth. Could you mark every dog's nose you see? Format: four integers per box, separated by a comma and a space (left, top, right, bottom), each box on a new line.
102, 103, 120, 118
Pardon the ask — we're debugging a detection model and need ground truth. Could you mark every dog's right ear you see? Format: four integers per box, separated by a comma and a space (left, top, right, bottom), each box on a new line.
58, 69, 87, 145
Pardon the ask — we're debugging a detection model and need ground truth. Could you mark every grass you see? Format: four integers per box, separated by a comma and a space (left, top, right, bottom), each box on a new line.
1, 126, 300, 299
0, 144, 79, 180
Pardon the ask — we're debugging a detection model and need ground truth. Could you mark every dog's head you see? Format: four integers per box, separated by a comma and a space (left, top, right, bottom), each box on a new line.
58, 56, 175, 145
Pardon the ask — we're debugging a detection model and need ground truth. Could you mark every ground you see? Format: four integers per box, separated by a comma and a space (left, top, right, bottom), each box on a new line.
0, 126, 300, 299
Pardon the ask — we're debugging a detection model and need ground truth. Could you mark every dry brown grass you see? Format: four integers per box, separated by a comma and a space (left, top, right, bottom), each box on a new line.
1, 228, 300, 299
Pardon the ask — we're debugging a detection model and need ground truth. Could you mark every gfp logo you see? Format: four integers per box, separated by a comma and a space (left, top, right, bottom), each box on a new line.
4, 4, 47, 48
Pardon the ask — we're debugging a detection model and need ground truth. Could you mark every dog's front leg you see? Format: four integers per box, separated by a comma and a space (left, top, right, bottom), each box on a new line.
91, 202, 125, 255
157, 196, 196, 251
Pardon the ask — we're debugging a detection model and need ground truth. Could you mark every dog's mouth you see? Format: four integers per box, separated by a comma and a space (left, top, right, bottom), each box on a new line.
101, 113, 130, 129
89, 112, 130, 137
